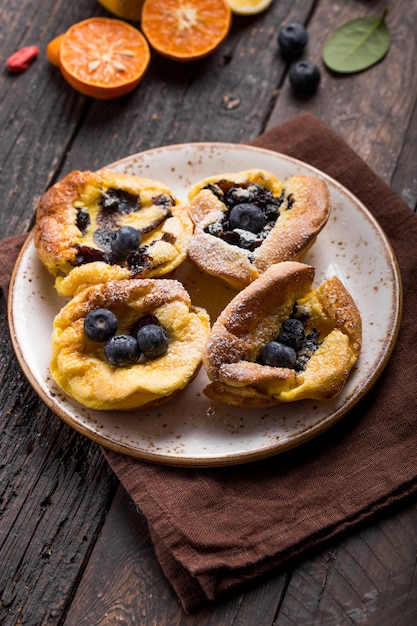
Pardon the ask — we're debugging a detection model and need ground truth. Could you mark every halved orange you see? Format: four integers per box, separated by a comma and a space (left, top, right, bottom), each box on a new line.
46, 34, 65, 67
141, 0, 232, 61
48, 17, 150, 100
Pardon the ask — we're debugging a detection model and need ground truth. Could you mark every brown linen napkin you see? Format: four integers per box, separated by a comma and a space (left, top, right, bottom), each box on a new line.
2, 113, 417, 613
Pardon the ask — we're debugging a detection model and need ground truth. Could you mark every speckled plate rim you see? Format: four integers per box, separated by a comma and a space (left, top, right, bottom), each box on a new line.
8, 142, 403, 467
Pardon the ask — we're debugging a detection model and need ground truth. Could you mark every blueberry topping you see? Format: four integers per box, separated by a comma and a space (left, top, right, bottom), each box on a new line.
224, 184, 263, 207
205, 182, 225, 200
75, 245, 109, 266
152, 193, 175, 207
286, 193, 295, 210
259, 322, 321, 371
202, 180, 286, 253
111, 226, 141, 259
222, 231, 242, 246
104, 334, 140, 367
76, 208, 90, 234
93, 228, 115, 252
127, 248, 152, 275
136, 324, 169, 360
260, 341, 297, 368
278, 22, 308, 58
294, 330, 321, 371
264, 203, 280, 221
84, 308, 118, 342
129, 315, 160, 337
100, 188, 139, 214
161, 231, 176, 244
277, 318, 305, 351
289, 61, 321, 95
229, 203, 266, 233
207, 222, 224, 237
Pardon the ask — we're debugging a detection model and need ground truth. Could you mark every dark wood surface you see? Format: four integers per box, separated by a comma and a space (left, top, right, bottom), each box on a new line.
1, 0, 417, 624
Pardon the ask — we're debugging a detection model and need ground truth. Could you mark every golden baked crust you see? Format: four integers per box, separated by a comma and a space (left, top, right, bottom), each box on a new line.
202, 261, 362, 406
51, 278, 210, 410
186, 169, 330, 290
34, 169, 193, 289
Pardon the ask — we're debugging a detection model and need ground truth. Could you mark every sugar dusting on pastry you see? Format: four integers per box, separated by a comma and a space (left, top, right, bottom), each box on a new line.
50, 278, 210, 411
202, 262, 362, 407
34, 169, 193, 288
187, 169, 330, 289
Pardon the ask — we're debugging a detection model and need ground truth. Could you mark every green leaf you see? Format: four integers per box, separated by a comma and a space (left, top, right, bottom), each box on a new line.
322, 10, 391, 74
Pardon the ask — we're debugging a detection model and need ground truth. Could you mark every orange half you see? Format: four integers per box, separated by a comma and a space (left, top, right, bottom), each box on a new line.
141, 0, 232, 61
55, 17, 150, 100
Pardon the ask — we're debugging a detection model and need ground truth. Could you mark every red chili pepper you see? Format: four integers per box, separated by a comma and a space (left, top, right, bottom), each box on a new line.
6, 45, 40, 74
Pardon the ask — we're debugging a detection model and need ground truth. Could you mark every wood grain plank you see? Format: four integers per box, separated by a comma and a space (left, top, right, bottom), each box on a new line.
266, 0, 417, 196
268, 1, 417, 623
0, 0, 102, 240
276, 504, 417, 625
1, 1, 318, 623
2, 0, 416, 624
59, 0, 315, 174
391, 94, 417, 212
64, 486, 287, 626
0, 297, 118, 625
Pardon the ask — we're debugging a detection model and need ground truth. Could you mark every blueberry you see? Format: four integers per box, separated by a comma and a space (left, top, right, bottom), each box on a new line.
104, 334, 139, 366
137, 324, 169, 360
289, 61, 321, 95
111, 226, 141, 259
278, 22, 308, 57
129, 314, 161, 339
277, 318, 305, 351
84, 308, 118, 342
134, 315, 161, 332
229, 203, 265, 233
260, 341, 297, 368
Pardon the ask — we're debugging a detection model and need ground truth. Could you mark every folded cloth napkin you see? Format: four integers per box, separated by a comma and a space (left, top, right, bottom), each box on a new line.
2, 113, 417, 613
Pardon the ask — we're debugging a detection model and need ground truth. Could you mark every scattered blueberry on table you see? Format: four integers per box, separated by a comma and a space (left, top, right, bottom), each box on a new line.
289, 61, 321, 95
278, 22, 309, 58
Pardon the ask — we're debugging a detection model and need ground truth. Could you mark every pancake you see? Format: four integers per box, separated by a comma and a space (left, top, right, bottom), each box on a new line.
187, 169, 330, 289
202, 261, 362, 406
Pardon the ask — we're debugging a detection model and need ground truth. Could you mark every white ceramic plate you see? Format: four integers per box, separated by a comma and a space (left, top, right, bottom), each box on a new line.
8, 143, 402, 466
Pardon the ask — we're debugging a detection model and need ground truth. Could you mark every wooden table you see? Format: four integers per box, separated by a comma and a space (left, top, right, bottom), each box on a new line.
1, 0, 417, 623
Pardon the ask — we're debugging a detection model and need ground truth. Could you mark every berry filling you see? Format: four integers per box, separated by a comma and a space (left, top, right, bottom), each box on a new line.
76, 225, 147, 270
84, 309, 169, 367
203, 180, 293, 252
100, 187, 140, 215
259, 309, 321, 372
73, 188, 175, 270
76, 208, 90, 234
